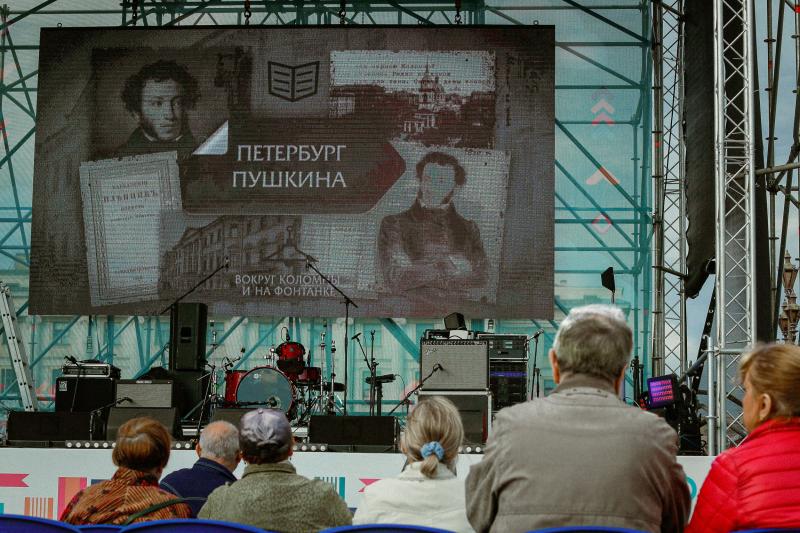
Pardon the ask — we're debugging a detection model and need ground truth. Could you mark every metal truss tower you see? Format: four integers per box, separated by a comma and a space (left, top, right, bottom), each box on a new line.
652, 0, 686, 378
711, 0, 756, 452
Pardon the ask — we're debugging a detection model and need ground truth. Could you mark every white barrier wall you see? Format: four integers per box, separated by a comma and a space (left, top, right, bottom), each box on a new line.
0, 449, 713, 520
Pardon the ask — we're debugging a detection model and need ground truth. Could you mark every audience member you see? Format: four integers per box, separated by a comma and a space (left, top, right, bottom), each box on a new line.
61, 417, 191, 525
160, 420, 241, 516
354, 396, 472, 532
465, 304, 690, 533
199, 409, 352, 533
686, 343, 800, 533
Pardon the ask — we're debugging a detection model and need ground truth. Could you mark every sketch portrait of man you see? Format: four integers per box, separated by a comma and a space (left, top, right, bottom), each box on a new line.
115, 59, 200, 159
378, 150, 489, 297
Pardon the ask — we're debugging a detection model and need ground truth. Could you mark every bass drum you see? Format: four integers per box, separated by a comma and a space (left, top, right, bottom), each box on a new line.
236, 367, 295, 417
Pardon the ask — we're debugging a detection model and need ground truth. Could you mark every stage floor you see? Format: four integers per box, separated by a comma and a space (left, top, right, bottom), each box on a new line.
0, 448, 712, 518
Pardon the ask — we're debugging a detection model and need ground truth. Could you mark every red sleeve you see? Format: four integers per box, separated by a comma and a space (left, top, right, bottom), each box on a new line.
685, 452, 739, 533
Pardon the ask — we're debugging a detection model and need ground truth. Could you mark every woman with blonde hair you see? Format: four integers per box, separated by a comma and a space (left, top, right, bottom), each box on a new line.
354, 396, 473, 532
686, 343, 800, 533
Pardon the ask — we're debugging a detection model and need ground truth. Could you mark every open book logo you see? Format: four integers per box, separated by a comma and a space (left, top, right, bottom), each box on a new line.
268, 61, 319, 102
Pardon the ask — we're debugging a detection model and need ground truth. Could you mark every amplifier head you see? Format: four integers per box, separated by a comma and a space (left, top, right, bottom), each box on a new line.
115, 379, 175, 409
420, 339, 489, 391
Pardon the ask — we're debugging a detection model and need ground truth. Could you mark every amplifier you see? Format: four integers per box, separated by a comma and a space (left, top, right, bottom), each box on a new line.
55, 376, 116, 414
116, 380, 175, 408
489, 360, 528, 412
477, 334, 529, 360
107, 407, 182, 440
420, 339, 488, 391
62, 362, 121, 379
418, 390, 492, 444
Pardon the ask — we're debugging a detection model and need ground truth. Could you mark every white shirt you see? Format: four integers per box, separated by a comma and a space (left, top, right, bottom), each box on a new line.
353, 461, 474, 533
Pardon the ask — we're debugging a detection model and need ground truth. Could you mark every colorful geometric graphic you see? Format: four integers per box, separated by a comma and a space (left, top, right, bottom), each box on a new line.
58, 477, 87, 518
0, 502, 5, 514
0, 473, 28, 488
24, 496, 54, 519
358, 478, 381, 493
315, 476, 346, 498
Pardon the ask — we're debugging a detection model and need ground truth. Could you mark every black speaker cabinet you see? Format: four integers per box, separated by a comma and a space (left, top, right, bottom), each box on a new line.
309, 415, 398, 448
169, 302, 208, 371
55, 377, 116, 414
210, 408, 251, 427
107, 407, 181, 440
7, 411, 102, 443
418, 391, 491, 444
170, 370, 209, 421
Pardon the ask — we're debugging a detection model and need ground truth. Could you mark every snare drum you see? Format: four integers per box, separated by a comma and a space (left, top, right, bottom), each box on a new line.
295, 366, 322, 387
236, 366, 295, 416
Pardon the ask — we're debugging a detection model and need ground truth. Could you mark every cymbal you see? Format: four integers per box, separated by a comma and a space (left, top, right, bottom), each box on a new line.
322, 381, 345, 392
294, 380, 320, 388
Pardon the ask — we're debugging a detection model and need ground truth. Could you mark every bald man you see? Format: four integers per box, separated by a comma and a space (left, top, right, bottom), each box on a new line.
160, 421, 241, 517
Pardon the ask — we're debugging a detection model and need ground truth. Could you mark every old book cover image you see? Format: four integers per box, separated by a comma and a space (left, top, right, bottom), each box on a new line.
79, 151, 182, 307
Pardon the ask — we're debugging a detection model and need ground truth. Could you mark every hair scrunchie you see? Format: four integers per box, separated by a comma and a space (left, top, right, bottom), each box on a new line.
420, 441, 445, 461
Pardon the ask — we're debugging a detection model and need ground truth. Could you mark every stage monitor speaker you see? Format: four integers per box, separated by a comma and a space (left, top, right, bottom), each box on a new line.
55, 376, 116, 414
418, 391, 491, 444
169, 302, 208, 371
308, 416, 397, 448
420, 340, 489, 391
7, 411, 101, 443
107, 407, 181, 440
115, 380, 175, 408
210, 408, 250, 427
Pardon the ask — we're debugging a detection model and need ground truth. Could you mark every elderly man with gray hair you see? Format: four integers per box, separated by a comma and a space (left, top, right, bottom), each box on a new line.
199, 408, 352, 533
466, 305, 690, 533
160, 420, 241, 517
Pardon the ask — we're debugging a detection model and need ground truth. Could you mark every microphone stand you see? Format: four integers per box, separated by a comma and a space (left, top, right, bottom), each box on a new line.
307, 260, 358, 416
354, 335, 377, 415
89, 397, 133, 441
531, 334, 541, 399
192, 361, 217, 441
388, 365, 442, 415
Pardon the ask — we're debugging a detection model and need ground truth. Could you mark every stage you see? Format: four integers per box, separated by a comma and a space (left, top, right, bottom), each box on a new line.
0, 447, 712, 518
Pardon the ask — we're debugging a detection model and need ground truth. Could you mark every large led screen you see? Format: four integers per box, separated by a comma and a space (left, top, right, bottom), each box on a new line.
30, 26, 554, 318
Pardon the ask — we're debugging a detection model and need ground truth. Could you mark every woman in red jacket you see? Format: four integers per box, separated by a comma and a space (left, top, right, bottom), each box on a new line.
686, 343, 800, 533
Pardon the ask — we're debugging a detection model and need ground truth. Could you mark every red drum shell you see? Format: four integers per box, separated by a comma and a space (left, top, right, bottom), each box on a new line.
224, 370, 248, 404
298, 366, 321, 384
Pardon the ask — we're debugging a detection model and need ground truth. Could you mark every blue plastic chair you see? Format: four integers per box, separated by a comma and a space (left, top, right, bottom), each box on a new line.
77, 526, 123, 532
528, 526, 647, 533
322, 525, 456, 533
120, 518, 270, 532
0, 514, 80, 532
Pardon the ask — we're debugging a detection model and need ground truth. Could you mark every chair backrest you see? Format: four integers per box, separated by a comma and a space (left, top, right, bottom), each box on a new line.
0, 514, 80, 532
528, 526, 647, 533
321, 525, 457, 533
120, 518, 269, 532
77, 526, 123, 532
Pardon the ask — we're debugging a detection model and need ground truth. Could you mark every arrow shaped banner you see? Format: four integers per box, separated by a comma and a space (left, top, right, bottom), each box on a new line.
0, 473, 29, 488
590, 99, 615, 115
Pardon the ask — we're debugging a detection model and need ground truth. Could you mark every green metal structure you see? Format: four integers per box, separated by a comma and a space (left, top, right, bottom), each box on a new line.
0, 0, 652, 418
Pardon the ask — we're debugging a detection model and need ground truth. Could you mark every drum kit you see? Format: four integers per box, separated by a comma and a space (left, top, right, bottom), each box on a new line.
217, 334, 345, 425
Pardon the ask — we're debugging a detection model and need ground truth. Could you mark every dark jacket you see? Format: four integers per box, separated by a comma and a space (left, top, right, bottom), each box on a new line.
686, 417, 800, 533
160, 457, 237, 517
465, 374, 690, 533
